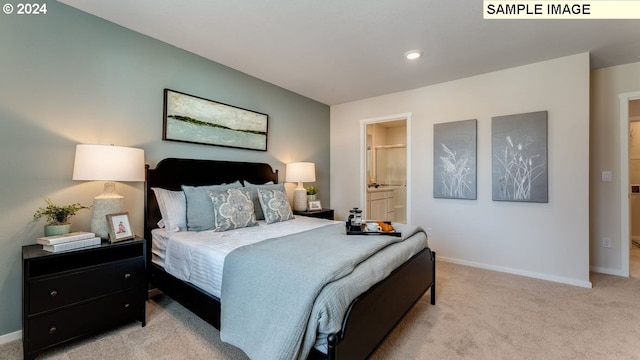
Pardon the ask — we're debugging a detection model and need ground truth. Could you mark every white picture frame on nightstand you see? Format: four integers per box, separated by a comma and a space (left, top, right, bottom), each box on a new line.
308, 200, 322, 211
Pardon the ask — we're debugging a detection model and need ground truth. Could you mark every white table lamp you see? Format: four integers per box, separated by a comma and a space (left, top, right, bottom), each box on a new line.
285, 162, 316, 211
72, 144, 145, 239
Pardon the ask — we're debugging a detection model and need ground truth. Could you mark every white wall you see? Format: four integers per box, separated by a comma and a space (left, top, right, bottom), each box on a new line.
331, 53, 591, 287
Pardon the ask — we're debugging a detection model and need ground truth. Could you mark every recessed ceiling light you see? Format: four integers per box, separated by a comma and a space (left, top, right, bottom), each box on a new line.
404, 50, 422, 60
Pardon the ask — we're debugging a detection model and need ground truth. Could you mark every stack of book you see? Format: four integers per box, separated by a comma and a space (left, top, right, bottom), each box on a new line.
37, 231, 101, 252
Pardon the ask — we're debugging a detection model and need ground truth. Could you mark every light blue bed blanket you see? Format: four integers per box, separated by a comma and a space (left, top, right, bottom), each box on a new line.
220, 222, 428, 360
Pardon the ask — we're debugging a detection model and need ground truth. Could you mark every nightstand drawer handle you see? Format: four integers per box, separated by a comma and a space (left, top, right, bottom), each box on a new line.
49, 326, 57, 335
124, 273, 131, 279
49, 290, 58, 297
124, 303, 130, 309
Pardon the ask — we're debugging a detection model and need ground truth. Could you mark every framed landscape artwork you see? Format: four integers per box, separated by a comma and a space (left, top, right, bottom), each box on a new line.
491, 111, 548, 203
433, 119, 477, 200
163, 89, 269, 151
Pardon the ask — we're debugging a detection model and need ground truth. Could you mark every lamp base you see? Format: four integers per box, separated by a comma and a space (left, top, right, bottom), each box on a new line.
292, 188, 308, 211
91, 193, 125, 240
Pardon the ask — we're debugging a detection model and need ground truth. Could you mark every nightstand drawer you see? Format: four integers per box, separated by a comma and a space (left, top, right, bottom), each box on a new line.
23, 239, 147, 360
28, 258, 144, 314
27, 287, 142, 350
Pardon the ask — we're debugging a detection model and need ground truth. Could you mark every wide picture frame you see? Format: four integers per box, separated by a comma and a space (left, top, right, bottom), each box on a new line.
106, 212, 135, 243
163, 89, 269, 151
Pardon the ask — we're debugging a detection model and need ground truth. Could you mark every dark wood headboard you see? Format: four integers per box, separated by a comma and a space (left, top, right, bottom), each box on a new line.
144, 158, 279, 242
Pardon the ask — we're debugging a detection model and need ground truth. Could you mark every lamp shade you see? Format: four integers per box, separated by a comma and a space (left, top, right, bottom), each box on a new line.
73, 144, 145, 182
72, 144, 145, 240
286, 162, 316, 211
285, 162, 316, 183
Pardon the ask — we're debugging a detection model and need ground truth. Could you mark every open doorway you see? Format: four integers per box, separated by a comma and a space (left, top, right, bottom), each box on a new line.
361, 113, 411, 223
628, 98, 640, 278
620, 92, 640, 278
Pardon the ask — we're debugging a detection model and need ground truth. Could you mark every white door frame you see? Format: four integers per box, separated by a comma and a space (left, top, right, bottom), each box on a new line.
620, 91, 640, 277
360, 113, 412, 223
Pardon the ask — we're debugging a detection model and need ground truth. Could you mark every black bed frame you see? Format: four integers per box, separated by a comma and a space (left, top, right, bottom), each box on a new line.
144, 158, 436, 360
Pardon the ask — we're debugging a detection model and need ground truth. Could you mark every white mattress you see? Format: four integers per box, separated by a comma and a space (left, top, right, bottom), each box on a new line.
151, 216, 341, 298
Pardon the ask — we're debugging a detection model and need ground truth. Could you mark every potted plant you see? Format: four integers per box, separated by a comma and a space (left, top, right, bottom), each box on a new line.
33, 197, 89, 236
306, 186, 319, 201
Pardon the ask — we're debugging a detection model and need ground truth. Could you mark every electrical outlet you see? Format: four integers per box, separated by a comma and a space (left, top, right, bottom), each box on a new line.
602, 237, 612, 248
425, 227, 433, 237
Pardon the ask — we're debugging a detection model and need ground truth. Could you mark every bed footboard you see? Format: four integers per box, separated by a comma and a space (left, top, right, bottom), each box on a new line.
309, 248, 436, 360
150, 247, 435, 360
149, 263, 221, 328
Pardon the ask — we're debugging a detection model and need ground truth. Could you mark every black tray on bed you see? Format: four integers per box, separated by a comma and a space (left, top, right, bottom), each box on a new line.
346, 221, 402, 237
347, 230, 402, 237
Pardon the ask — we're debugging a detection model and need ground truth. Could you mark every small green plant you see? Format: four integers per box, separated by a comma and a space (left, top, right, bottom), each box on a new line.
33, 197, 89, 225
306, 186, 318, 195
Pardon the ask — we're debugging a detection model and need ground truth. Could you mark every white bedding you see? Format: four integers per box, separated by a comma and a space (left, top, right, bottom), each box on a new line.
151, 216, 341, 298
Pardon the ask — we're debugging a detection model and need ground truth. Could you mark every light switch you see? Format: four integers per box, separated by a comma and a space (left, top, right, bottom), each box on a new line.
602, 171, 612, 182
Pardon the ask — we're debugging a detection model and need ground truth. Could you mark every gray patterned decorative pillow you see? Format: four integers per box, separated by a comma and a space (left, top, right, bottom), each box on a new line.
209, 187, 258, 232
182, 181, 242, 231
243, 181, 284, 220
257, 188, 294, 224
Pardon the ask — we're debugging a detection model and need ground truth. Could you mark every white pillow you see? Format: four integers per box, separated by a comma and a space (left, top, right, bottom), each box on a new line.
151, 187, 187, 232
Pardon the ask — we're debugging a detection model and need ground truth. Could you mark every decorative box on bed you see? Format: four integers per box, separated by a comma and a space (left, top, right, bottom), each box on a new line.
145, 158, 436, 360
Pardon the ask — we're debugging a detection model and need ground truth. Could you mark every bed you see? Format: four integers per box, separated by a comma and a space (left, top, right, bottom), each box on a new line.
144, 157, 436, 360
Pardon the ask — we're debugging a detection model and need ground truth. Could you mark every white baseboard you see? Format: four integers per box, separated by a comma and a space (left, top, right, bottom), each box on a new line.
438, 256, 593, 288
590, 265, 625, 277
0, 330, 21, 345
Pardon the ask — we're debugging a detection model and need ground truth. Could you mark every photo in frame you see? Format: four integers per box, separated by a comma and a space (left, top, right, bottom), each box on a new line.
106, 212, 135, 243
163, 89, 269, 151
492, 111, 548, 203
308, 200, 322, 211
433, 119, 477, 200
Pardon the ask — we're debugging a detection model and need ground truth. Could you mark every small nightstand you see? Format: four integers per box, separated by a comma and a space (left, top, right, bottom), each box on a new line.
22, 238, 147, 360
293, 208, 334, 220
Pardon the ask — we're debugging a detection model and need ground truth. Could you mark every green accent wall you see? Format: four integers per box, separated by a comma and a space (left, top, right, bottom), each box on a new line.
0, 2, 329, 336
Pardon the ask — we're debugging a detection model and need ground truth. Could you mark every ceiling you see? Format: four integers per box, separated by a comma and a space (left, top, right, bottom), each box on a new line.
58, 0, 640, 105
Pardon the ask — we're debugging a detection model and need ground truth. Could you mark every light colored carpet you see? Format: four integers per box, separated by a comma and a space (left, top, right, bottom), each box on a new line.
2, 261, 640, 360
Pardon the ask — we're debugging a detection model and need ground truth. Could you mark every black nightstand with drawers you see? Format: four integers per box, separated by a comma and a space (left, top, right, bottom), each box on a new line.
22, 238, 146, 360
293, 208, 335, 220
